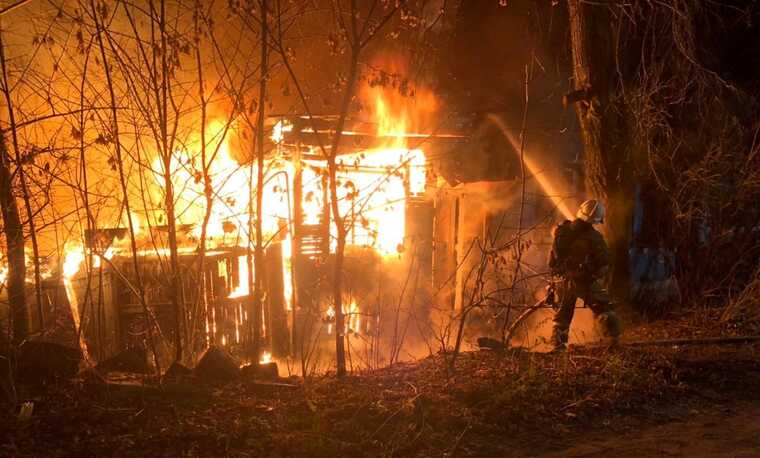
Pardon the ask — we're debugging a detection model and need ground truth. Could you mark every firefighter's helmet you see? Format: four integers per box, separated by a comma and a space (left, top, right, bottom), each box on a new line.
576, 199, 605, 224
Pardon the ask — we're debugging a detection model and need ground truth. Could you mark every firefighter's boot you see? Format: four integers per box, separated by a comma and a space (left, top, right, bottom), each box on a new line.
598, 310, 621, 347
550, 327, 569, 352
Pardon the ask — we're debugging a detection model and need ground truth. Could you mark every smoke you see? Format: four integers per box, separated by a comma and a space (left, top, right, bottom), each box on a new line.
512, 306, 603, 352
486, 114, 579, 220
418, 110, 599, 354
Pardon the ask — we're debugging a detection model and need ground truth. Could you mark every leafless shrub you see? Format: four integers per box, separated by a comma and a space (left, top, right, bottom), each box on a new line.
721, 264, 760, 332
612, 0, 760, 305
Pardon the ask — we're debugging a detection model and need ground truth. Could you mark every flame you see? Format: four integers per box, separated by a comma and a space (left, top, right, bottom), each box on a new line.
228, 255, 250, 298
61, 243, 92, 363
63, 245, 85, 280
259, 351, 272, 364
287, 84, 432, 256
81, 73, 436, 347
151, 120, 251, 244
344, 147, 425, 254
234, 310, 239, 343
325, 300, 361, 334
92, 246, 115, 269
271, 120, 293, 143
146, 84, 432, 258
121, 211, 141, 237
148, 120, 297, 253
346, 300, 360, 333
282, 234, 293, 311
326, 305, 335, 335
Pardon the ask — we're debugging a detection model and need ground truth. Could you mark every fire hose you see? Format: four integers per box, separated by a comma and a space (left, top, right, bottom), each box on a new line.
498, 284, 760, 350
573, 335, 760, 349
501, 285, 557, 346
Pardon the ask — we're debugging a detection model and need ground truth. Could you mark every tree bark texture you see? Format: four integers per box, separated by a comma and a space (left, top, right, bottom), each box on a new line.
0, 30, 42, 331
567, 0, 633, 300
0, 133, 26, 345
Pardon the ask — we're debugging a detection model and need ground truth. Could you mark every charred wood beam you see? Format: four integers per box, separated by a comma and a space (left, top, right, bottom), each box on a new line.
277, 132, 468, 156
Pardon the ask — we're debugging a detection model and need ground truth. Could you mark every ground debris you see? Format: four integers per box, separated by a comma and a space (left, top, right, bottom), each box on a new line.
240, 361, 279, 381
95, 346, 148, 374
16, 341, 81, 384
162, 361, 194, 381
194, 346, 240, 383
3, 339, 760, 457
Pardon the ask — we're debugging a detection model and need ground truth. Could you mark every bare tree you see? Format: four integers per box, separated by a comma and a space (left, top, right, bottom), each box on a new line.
250, 0, 270, 363
297, 0, 405, 377
0, 131, 25, 345
89, 0, 160, 371
0, 29, 43, 334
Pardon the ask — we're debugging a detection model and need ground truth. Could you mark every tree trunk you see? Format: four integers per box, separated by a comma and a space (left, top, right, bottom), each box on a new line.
157, 0, 185, 363
328, 153, 347, 377
163, 152, 184, 362
251, 0, 269, 363
0, 133, 26, 345
567, 0, 633, 300
0, 32, 42, 331
327, 46, 359, 376
91, 0, 160, 372
269, 0, 402, 375
194, 0, 212, 352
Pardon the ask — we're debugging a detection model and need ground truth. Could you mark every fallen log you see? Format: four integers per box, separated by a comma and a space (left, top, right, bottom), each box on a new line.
240, 361, 279, 381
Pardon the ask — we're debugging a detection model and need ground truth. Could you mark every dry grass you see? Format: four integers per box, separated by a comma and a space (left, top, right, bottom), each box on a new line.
722, 266, 760, 333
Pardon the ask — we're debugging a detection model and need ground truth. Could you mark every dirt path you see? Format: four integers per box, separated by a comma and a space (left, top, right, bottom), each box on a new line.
539, 400, 760, 457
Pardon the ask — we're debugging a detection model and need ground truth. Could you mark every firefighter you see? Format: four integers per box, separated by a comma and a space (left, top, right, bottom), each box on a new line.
548, 199, 621, 351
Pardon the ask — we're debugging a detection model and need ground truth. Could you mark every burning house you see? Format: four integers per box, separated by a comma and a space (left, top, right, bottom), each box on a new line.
17, 84, 580, 371
0, 0, 596, 377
